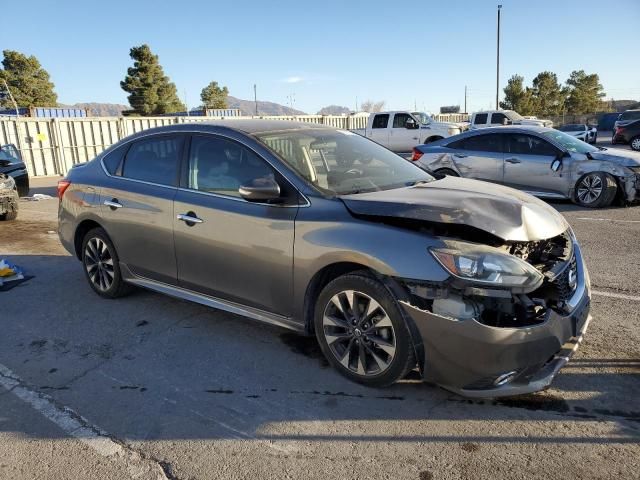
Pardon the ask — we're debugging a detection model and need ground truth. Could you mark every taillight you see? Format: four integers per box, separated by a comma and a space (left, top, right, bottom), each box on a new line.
411, 148, 423, 161
57, 180, 71, 201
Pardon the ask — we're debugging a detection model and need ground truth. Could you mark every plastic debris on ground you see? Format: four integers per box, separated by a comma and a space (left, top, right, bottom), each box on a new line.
0, 259, 24, 287
22, 194, 54, 201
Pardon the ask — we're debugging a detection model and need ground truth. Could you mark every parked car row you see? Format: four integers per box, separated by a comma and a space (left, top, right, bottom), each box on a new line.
58, 120, 592, 397
0, 143, 29, 221
612, 119, 640, 151
412, 125, 640, 208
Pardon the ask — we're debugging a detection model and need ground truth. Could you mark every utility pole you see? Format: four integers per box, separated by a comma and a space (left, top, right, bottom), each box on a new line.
1, 80, 20, 118
355, 96, 358, 112
253, 84, 258, 116
464, 85, 468, 113
496, 5, 502, 110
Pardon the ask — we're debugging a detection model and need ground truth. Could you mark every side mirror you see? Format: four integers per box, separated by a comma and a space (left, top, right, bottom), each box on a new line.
239, 177, 281, 202
0, 159, 12, 167
551, 158, 562, 172
502, 118, 513, 126
405, 119, 419, 130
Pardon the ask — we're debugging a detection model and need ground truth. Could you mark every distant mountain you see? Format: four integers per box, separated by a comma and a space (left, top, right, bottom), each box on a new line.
226, 96, 306, 116
317, 105, 351, 115
59, 102, 128, 117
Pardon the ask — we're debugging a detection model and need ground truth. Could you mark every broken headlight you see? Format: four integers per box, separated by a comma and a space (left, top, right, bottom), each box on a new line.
430, 241, 544, 293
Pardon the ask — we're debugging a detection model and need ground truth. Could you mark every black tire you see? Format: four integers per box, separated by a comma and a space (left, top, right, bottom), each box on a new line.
81, 227, 133, 298
574, 172, 617, 208
434, 168, 459, 178
314, 273, 415, 387
630, 136, 640, 151
0, 197, 18, 221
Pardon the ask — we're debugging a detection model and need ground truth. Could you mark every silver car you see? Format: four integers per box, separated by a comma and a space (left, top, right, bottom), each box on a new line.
412, 126, 640, 208
58, 120, 592, 397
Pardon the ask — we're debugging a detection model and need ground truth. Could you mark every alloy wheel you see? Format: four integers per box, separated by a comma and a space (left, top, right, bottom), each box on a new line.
631, 138, 640, 151
322, 290, 396, 376
576, 173, 603, 205
84, 237, 115, 291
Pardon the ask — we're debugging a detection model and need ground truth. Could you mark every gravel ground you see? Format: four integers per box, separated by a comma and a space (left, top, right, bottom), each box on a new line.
0, 168, 638, 480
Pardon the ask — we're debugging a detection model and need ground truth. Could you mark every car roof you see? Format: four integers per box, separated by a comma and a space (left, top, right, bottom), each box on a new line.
124, 119, 333, 138
463, 125, 550, 135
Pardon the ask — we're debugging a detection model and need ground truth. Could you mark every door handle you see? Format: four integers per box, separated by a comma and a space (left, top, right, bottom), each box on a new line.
412, 137, 419, 140
177, 212, 204, 225
453, 153, 468, 158
103, 199, 123, 210
505, 157, 521, 164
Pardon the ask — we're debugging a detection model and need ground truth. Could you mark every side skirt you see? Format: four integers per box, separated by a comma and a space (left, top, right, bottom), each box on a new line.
120, 264, 304, 333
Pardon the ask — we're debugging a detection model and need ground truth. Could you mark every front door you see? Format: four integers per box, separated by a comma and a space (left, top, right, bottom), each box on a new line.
503, 133, 566, 196
389, 113, 417, 152
173, 134, 298, 316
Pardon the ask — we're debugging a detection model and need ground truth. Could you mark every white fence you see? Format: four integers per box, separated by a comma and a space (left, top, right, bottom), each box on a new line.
0, 113, 469, 177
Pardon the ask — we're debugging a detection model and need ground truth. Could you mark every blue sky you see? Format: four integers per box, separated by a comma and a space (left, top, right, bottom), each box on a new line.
3, 0, 639, 113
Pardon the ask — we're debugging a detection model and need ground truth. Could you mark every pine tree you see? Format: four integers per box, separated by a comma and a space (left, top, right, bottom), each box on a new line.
0, 50, 58, 108
120, 44, 185, 115
565, 70, 605, 114
200, 81, 229, 109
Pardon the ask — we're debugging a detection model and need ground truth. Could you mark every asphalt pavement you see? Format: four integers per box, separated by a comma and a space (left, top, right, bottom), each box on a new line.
0, 155, 638, 479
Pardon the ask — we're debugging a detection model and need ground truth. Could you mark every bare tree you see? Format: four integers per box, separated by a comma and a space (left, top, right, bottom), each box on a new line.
360, 100, 386, 113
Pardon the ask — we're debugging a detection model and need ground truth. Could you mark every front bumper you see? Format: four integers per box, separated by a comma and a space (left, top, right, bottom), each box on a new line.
400, 242, 591, 398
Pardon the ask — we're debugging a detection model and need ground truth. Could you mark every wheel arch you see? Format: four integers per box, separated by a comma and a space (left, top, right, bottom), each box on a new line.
73, 219, 104, 259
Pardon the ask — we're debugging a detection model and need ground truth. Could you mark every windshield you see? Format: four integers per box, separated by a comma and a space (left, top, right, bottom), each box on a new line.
411, 112, 431, 124
541, 130, 598, 154
505, 110, 524, 121
254, 129, 434, 195
558, 124, 584, 132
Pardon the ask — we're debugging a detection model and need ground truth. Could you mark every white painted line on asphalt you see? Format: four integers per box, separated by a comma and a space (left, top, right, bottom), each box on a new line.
592, 290, 640, 302
0, 363, 168, 480
575, 217, 640, 224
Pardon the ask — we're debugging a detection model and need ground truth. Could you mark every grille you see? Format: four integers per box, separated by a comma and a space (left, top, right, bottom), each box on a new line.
550, 254, 578, 306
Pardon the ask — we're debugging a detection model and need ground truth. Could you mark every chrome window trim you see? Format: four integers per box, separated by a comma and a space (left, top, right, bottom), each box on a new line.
99, 128, 311, 207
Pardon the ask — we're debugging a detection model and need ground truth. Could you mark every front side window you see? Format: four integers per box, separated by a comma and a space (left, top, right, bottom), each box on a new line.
474, 113, 488, 125
372, 114, 389, 129
392, 113, 412, 128
491, 112, 508, 125
122, 135, 183, 185
255, 129, 433, 196
508, 134, 558, 156
187, 135, 274, 197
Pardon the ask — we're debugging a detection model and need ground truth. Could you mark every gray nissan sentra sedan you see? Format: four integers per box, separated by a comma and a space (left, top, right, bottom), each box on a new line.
58, 120, 592, 397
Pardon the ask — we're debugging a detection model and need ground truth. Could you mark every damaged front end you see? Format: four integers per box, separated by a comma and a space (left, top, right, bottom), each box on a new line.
397, 230, 591, 397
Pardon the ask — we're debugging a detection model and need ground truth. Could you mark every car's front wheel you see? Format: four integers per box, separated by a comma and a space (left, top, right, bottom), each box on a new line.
81, 227, 132, 298
630, 136, 640, 151
574, 172, 617, 208
314, 273, 415, 387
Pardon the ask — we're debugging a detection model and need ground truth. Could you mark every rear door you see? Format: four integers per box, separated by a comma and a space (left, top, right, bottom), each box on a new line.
368, 114, 390, 147
173, 134, 298, 316
388, 113, 418, 152
99, 133, 184, 284
446, 133, 505, 182
503, 133, 566, 196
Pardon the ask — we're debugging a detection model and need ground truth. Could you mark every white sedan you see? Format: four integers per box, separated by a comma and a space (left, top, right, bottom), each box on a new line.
557, 124, 597, 144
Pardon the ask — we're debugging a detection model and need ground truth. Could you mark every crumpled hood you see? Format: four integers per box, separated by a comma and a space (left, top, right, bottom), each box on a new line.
588, 148, 640, 168
341, 176, 569, 242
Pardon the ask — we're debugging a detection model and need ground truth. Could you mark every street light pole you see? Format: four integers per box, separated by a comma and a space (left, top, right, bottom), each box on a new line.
496, 5, 502, 110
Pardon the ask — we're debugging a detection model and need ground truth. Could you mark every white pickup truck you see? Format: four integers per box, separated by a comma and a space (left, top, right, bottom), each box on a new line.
353, 111, 463, 152
469, 110, 553, 129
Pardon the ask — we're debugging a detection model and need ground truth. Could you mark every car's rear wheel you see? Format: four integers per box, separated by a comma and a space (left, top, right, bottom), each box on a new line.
434, 168, 459, 178
314, 273, 415, 387
0, 197, 18, 221
81, 227, 132, 298
630, 136, 640, 151
574, 172, 617, 208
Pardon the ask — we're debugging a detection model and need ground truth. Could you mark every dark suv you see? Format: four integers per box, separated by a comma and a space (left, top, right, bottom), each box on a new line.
613, 119, 640, 151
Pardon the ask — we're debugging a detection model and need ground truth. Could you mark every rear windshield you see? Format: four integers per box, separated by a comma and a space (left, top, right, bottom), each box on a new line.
620, 111, 640, 121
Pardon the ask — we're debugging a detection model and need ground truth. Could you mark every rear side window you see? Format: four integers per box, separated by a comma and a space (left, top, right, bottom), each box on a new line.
122, 135, 184, 185
621, 111, 640, 121
508, 134, 558, 156
474, 113, 488, 125
392, 113, 412, 128
449, 134, 503, 152
372, 114, 389, 129
102, 144, 129, 175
